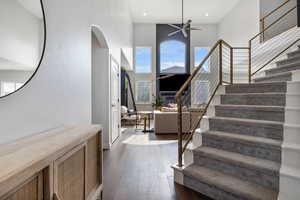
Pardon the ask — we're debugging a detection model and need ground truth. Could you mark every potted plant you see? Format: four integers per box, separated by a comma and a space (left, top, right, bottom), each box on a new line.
152, 95, 164, 111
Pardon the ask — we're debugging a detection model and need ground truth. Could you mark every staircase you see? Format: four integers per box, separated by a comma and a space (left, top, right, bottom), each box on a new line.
180, 47, 300, 200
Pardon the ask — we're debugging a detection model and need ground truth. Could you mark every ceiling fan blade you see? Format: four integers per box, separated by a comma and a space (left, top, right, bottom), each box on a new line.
189, 27, 202, 31
168, 30, 182, 37
182, 29, 188, 37
168, 24, 182, 30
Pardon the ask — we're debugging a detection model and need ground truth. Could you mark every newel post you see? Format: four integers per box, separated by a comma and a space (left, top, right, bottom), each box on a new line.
298, 0, 300, 27
177, 96, 183, 168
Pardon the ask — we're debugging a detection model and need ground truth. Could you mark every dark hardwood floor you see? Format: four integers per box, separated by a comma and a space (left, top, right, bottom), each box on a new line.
103, 128, 212, 200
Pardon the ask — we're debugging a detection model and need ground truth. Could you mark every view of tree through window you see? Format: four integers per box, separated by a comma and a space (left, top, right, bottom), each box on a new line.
160, 40, 186, 74
195, 47, 210, 73
135, 47, 151, 73
136, 81, 151, 103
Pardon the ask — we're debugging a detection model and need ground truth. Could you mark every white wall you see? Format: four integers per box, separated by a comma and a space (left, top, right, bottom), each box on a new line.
0, 0, 43, 70
0, 0, 133, 145
218, 0, 260, 46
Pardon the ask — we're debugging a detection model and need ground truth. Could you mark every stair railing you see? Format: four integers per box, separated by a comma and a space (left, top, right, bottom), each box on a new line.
249, 0, 299, 82
176, 0, 300, 168
260, 0, 292, 42
175, 40, 249, 167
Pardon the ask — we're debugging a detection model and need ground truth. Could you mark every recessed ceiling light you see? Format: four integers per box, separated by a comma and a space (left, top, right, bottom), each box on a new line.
205, 13, 209, 17
143, 11, 148, 16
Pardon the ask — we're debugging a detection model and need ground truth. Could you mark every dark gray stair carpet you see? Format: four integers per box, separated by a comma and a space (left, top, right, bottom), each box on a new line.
209, 117, 283, 140
287, 50, 300, 59
265, 62, 300, 76
182, 68, 290, 199
183, 165, 278, 200
276, 56, 300, 67
193, 147, 280, 190
221, 93, 286, 106
225, 82, 286, 94
202, 131, 282, 162
254, 71, 292, 83
215, 104, 285, 122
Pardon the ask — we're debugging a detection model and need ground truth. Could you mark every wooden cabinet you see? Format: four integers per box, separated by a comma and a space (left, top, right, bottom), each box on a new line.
0, 126, 103, 200
5, 172, 44, 200
54, 144, 86, 200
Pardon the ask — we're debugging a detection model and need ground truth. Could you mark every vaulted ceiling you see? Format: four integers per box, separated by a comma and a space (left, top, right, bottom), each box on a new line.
129, 0, 241, 24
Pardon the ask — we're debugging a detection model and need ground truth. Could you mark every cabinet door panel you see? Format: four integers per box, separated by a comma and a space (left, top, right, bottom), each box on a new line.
5, 172, 43, 200
55, 147, 85, 200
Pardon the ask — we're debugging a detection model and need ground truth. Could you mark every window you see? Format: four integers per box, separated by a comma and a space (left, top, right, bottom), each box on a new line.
135, 47, 152, 73
193, 81, 209, 105
195, 47, 210, 73
160, 40, 186, 74
136, 81, 151, 103
0, 82, 24, 96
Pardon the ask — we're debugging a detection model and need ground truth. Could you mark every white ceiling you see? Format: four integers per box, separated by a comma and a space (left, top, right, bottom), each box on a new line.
129, 0, 241, 24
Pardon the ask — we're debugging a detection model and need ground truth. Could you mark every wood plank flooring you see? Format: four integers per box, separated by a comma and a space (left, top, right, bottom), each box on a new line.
103, 128, 212, 200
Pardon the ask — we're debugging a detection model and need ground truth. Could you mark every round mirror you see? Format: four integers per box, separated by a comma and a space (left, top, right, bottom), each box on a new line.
0, 0, 46, 98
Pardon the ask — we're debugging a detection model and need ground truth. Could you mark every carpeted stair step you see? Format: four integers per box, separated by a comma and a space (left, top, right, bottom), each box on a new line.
265, 62, 300, 76
254, 71, 292, 83
202, 131, 282, 162
183, 164, 278, 200
215, 104, 285, 122
193, 147, 280, 190
276, 56, 300, 67
209, 117, 283, 140
221, 93, 286, 106
225, 82, 286, 94
287, 49, 300, 59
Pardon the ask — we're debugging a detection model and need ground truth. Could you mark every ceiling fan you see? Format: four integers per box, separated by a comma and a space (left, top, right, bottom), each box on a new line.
168, 0, 202, 38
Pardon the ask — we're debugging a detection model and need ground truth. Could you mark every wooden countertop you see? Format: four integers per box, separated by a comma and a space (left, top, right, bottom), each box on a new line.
0, 125, 102, 197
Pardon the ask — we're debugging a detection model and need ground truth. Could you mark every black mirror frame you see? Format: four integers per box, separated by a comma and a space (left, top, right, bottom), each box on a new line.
0, 0, 47, 99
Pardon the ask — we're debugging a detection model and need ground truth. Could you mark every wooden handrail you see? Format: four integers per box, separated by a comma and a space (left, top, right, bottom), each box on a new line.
175, 40, 222, 100
260, 0, 291, 21
252, 38, 300, 76
250, 5, 297, 41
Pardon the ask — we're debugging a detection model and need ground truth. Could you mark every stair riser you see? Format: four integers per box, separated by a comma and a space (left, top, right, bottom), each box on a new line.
215, 107, 285, 122
184, 176, 250, 200
254, 74, 292, 83
202, 135, 281, 162
266, 64, 300, 76
221, 95, 286, 106
209, 118, 283, 140
225, 83, 287, 94
193, 153, 279, 190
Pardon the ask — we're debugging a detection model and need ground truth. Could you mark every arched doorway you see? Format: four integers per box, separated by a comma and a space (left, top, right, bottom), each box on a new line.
92, 25, 120, 149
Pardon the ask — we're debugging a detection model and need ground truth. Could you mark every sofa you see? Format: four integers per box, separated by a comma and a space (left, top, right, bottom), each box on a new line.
154, 111, 191, 134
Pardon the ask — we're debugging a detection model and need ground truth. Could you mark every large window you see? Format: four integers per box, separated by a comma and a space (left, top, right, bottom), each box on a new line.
0, 82, 23, 96
160, 40, 186, 74
135, 47, 152, 73
136, 81, 151, 103
195, 47, 210, 73
193, 80, 209, 105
